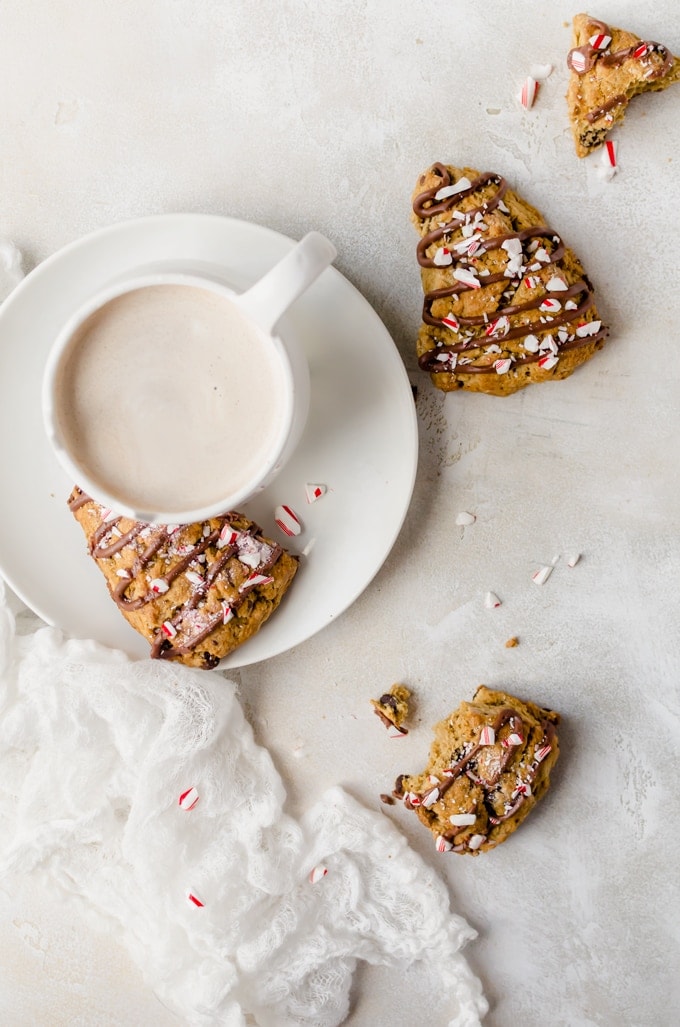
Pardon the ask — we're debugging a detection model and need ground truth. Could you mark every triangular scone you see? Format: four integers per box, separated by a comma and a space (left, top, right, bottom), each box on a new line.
567, 13, 680, 157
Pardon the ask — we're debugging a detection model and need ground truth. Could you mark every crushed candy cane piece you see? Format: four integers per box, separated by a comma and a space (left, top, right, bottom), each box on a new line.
178, 787, 200, 811
422, 787, 440, 808
453, 267, 481, 290
539, 297, 561, 313
161, 620, 177, 639
519, 76, 539, 109
434, 177, 471, 201
455, 511, 476, 526
534, 743, 553, 763
150, 578, 169, 595
241, 573, 274, 591
274, 504, 302, 537
523, 275, 538, 290
523, 334, 540, 353
532, 564, 554, 585
449, 813, 477, 827
484, 591, 502, 609
305, 483, 326, 504
486, 316, 510, 337
309, 865, 328, 884
221, 601, 234, 625
530, 63, 553, 81
115, 569, 131, 579
569, 50, 587, 73
589, 33, 612, 50
546, 276, 568, 291
188, 892, 205, 907
494, 358, 513, 375
538, 354, 559, 370
502, 733, 524, 748
567, 553, 581, 567
436, 835, 454, 852
633, 43, 648, 59
217, 526, 239, 549
185, 570, 204, 586
479, 725, 496, 746
468, 834, 486, 851
442, 314, 460, 331
576, 320, 602, 337
604, 140, 617, 168
407, 791, 422, 807
433, 247, 453, 267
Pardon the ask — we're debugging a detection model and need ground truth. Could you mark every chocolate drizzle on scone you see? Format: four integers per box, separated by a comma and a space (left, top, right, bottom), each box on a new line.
68, 487, 298, 668
412, 164, 607, 385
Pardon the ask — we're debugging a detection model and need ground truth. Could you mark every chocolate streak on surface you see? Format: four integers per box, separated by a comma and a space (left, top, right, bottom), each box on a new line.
413, 166, 606, 375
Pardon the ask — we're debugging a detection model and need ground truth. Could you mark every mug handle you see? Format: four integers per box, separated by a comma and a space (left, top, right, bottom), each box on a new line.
236, 231, 337, 334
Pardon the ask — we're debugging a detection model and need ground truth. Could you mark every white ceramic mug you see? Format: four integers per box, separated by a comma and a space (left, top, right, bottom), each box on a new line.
42, 231, 337, 524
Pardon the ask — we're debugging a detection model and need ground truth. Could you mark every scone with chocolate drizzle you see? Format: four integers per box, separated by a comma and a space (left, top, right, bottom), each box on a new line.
567, 13, 680, 157
412, 163, 608, 395
394, 686, 560, 855
69, 487, 299, 669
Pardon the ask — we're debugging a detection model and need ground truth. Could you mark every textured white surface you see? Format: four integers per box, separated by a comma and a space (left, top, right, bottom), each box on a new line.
1, 1, 680, 1025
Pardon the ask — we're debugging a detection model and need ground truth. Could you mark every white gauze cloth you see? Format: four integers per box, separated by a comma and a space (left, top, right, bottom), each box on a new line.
0, 582, 487, 1026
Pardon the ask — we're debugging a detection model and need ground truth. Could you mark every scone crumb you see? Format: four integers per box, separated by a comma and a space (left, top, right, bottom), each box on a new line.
371, 684, 411, 736
505, 636, 519, 648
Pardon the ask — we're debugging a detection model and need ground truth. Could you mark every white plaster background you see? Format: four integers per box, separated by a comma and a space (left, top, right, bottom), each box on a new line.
1, 1, 679, 1024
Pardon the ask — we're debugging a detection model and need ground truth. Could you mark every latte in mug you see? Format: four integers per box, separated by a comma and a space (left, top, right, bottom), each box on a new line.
49, 281, 293, 518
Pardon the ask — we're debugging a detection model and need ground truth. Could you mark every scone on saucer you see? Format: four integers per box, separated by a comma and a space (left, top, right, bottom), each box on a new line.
69, 487, 298, 669
394, 686, 560, 855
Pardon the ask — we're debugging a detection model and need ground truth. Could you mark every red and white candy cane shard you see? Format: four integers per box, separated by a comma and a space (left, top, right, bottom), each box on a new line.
486, 316, 510, 337
524, 275, 538, 290
534, 743, 553, 763
241, 573, 274, 591
150, 577, 169, 595
185, 570, 204, 586
575, 319, 602, 338
309, 865, 328, 884
468, 834, 487, 851
488, 815, 501, 825
569, 50, 588, 73
407, 791, 422, 806
179, 786, 200, 811
305, 483, 327, 504
449, 812, 477, 827
633, 43, 648, 59
589, 33, 612, 49
274, 504, 302, 537
218, 525, 239, 548
422, 787, 440, 808
442, 314, 460, 331
547, 276, 568, 292
519, 76, 539, 109
532, 564, 553, 585
539, 297, 561, 313
604, 140, 617, 168
453, 267, 481, 289
436, 835, 454, 852
188, 892, 205, 907
479, 725, 496, 746
433, 246, 453, 267
567, 553, 581, 568
523, 334, 540, 353
493, 358, 513, 375
502, 733, 524, 748
538, 354, 559, 371
116, 568, 131, 579
386, 723, 408, 738
161, 620, 177, 639
484, 591, 502, 608
513, 782, 531, 797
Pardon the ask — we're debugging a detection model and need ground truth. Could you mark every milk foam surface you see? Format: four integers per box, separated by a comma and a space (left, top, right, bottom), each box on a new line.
56, 284, 288, 513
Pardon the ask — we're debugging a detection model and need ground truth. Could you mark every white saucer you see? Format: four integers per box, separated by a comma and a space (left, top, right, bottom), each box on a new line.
0, 215, 418, 668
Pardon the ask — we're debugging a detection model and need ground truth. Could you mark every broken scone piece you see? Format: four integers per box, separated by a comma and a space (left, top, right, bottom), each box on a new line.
567, 13, 680, 157
69, 487, 299, 669
371, 684, 411, 737
394, 686, 559, 854
412, 163, 608, 395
